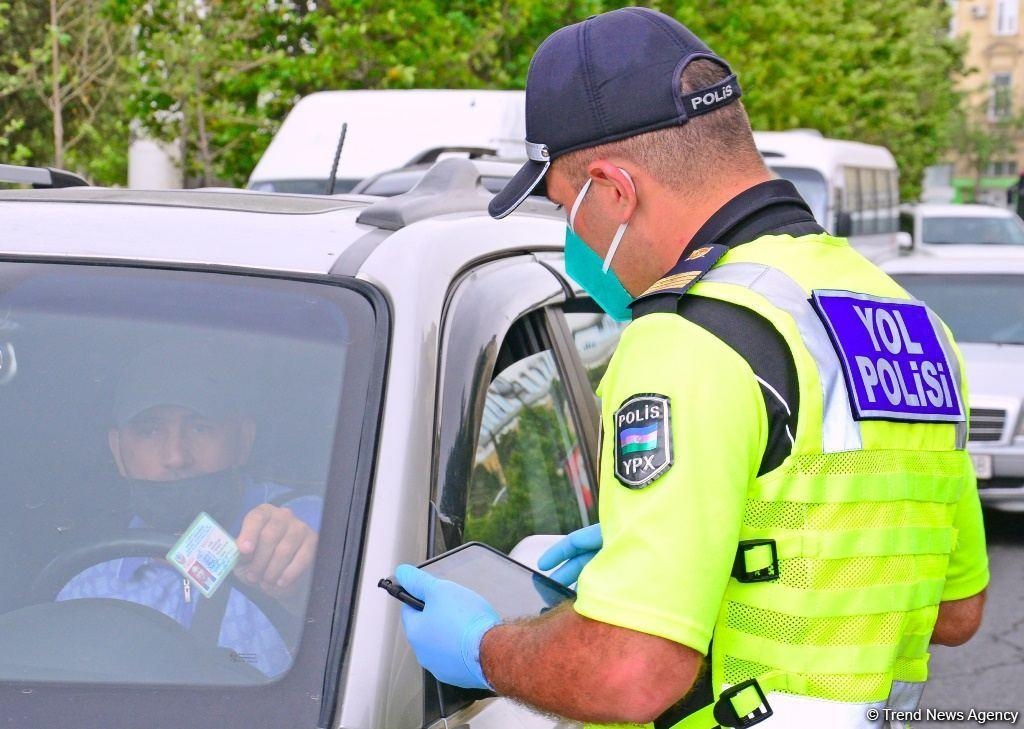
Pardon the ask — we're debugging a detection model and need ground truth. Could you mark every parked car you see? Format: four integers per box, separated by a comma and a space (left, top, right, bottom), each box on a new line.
883, 255, 1024, 512
0, 159, 621, 728
898, 202, 1024, 257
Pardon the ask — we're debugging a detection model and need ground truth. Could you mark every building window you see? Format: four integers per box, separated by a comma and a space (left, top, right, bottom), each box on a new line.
995, 0, 1019, 35
985, 159, 1019, 176
990, 73, 1013, 119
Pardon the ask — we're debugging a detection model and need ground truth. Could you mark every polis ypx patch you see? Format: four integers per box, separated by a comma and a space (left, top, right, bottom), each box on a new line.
614, 394, 672, 488
812, 291, 965, 423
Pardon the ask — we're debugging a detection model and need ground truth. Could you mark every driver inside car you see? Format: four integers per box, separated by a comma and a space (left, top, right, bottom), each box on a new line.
56, 344, 320, 678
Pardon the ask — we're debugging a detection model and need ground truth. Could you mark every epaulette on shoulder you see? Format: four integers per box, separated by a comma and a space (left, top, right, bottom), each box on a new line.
629, 244, 728, 319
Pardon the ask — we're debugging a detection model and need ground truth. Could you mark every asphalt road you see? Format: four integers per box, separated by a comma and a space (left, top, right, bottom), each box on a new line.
918, 509, 1024, 728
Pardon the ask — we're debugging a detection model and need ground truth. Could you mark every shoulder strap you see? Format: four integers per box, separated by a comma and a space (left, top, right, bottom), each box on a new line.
677, 296, 799, 476
630, 244, 730, 315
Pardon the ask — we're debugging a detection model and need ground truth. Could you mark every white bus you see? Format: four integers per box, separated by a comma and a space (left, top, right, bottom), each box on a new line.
754, 130, 905, 262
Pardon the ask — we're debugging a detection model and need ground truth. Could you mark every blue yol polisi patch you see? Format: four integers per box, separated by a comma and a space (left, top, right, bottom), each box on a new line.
614, 393, 673, 488
811, 291, 965, 423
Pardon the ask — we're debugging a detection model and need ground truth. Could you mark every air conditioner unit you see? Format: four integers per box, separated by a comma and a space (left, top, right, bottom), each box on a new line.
971, 4, 989, 19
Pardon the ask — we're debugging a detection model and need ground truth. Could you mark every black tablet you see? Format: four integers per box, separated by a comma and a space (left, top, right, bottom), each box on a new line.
417, 542, 575, 620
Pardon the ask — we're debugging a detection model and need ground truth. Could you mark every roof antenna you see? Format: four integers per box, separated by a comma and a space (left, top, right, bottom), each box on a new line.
326, 122, 348, 195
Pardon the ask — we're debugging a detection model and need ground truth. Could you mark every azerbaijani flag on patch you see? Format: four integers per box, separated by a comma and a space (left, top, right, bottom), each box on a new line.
619, 423, 659, 454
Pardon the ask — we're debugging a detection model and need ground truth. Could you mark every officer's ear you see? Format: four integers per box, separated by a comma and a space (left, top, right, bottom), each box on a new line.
586, 160, 638, 223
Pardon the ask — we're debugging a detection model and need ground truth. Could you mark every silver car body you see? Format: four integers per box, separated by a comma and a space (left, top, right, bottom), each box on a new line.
883, 255, 1024, 512
0, 166, 583, 728
899, 202, 1024, 258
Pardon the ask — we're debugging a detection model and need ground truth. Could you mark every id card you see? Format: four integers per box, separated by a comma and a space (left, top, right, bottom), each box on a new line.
167, 512, 240, 598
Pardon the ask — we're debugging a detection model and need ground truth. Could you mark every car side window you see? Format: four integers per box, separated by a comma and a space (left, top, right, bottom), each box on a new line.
564, 310, 629, 398
464, 317, 593, 552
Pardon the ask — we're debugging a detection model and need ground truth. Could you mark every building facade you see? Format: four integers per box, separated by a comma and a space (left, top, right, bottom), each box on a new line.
950, 0, 1024, 204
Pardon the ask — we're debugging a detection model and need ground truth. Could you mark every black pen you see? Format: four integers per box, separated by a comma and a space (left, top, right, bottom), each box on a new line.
378, 578, 425, 611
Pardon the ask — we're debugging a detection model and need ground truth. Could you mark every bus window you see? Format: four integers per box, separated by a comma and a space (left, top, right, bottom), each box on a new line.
768, 166, 828, 225
876, 169, 897, 234
889, 171, 900, 232
844, 167, 862, 235
860, 168, 878, 235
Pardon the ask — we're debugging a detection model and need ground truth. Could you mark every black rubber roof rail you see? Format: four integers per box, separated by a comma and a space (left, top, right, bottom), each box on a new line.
405, 146, 498, 166
0, 163, 90, 188
355, 158, 494, 230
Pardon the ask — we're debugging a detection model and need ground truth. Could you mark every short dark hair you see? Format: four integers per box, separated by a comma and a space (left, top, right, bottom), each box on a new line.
556, 60, 765, 191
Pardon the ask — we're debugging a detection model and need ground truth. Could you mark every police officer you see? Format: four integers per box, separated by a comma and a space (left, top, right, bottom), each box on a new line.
395, 8, 989, 728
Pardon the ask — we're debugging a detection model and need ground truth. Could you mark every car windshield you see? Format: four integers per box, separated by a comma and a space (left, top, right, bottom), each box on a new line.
767, 166, 828, 224
921, 214, 1024, 246
0, 263, 378, 700
892, 273, 1024, 344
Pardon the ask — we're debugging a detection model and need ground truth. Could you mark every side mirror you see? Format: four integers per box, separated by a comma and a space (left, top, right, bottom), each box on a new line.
508, 534, 564, 573
896, 231, 913, 251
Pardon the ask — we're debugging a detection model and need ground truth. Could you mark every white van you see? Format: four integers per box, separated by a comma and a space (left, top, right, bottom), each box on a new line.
754, 130, 906, 261
247, 89, 526, 194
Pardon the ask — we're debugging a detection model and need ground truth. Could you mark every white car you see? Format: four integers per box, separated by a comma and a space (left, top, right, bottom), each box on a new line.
899, 202, 1024, 257
884, 255, 1024, 511
0, 159, 615, 728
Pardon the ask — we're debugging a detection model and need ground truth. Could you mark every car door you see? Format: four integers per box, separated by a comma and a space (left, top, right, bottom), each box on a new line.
428, 253, 629, 729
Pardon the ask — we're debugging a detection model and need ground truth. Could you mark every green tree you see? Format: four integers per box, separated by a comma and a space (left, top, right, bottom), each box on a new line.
2, 0, 967, 193
949, 84, 1024, 203
122, 0, 326, 186
465, 404, 582, 553
0, 0, 134, 183
668, 0, 965, 200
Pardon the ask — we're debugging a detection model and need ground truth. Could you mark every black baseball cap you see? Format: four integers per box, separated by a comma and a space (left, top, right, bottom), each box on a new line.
113, 343, 248, 427
488, 7, 742, 219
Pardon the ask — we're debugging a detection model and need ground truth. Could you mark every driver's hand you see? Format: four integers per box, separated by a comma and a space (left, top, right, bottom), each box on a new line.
234, 504, 317, 601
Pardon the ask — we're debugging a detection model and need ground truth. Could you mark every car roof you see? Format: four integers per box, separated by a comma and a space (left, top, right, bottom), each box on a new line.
0, 160, 561, 277
902, 202, 1014, 218
883, 253, 1024, 275
0, 187, 376, 274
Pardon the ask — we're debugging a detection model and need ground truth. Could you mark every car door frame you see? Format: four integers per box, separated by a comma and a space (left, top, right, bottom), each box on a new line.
427, 252, 599, 725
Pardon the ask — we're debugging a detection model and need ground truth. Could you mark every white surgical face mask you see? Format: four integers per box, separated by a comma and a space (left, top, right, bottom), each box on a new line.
567, 168, 635, 273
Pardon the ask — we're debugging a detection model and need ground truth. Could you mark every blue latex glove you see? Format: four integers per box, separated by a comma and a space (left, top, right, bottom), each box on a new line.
394, 564, 500, 690
536, 523, 603, 587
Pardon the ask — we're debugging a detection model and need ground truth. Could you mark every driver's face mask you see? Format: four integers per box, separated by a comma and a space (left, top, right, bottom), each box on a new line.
564, 168, 636, 322
128, 468, 245, 533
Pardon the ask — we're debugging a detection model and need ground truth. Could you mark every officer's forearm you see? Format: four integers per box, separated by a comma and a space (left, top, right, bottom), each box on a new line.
931, 590, 986, 646
479, 602, 701, 724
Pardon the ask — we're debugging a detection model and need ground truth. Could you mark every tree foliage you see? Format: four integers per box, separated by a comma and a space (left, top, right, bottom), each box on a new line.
0, 0, 134, 183
464, 404, 583, 553
667, 0, 965, 200
1, 0, 966, 195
